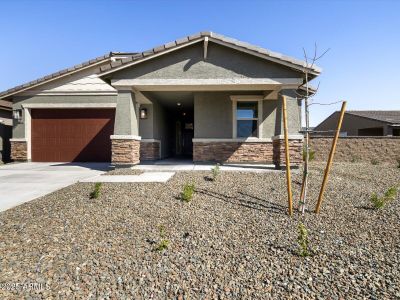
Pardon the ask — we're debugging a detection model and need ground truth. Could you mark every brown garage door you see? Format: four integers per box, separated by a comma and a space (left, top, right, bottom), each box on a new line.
32, 109, 115, 162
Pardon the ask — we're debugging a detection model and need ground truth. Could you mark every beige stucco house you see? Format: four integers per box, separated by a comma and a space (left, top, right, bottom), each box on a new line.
314, 111, 400, 136
0, 32, 320, 167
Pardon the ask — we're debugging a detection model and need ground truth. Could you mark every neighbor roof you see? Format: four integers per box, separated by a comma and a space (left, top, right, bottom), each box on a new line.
0, 31, 321, 100
346, 111, 400, 125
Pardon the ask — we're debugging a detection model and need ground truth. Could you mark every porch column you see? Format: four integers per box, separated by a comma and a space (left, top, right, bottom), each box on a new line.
111, 90, 141, 165
272, 92, 303, 168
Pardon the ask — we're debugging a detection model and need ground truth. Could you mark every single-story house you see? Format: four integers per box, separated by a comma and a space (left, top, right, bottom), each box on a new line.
0, 100, 12, 163
314, 110, 400, 136
0, 32, 320, 166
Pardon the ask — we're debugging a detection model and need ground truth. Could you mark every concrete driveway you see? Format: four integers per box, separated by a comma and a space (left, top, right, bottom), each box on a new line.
0, 162, 110, 212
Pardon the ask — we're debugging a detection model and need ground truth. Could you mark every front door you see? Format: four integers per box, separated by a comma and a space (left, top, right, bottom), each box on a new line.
174, 111, 194, 158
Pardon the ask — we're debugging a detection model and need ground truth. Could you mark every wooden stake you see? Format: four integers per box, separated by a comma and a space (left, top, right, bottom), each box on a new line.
315, 101, 347, 213
282, 95, 293, 216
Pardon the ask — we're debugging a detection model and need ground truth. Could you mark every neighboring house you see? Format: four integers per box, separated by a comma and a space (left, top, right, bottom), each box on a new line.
314, 111, 400, 136
0, 31, 321, 166
0, 100, 12, 163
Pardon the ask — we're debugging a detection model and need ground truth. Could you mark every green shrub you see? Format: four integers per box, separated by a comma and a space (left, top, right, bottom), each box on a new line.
181, 183, 195, 202
384, 186, 398, 200
302, 147, 315, 162
297, 222, 311, 257
371, 158, 379, 165
154, 225, 170, 251
370, 193, 385, 209
211, 164, 220, 181
350, 155, 361, 163
370, 186, 398, 209
90, 182, 102, 199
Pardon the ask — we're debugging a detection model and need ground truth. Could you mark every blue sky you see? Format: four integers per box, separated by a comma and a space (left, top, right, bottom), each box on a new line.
1, 0, 399, 125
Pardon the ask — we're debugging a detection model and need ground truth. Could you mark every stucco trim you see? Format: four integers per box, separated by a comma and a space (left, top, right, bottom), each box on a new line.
193, 138, 272, 143
111, 78, 302, 91
141, 139, 161, 142
272, 135, 304, 140
9, 138, 27, 142
19, 92, 118, 96
22, 103, 117, 109
110, 135, 142, 140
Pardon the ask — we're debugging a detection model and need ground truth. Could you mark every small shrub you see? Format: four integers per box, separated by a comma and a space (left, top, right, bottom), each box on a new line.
384, 186, 398, 201
350, 155, 361, 163
297, 222, 312, 257
154, 225, 170, 252
396, 158, 400, 168
90, 182, 102, 199
370, 186, 398, 209
302, 147, 315, 162
370, 193, 385, 209
371, 158, 379, 165
211, 164, 220, 181
181, 183, 195, 202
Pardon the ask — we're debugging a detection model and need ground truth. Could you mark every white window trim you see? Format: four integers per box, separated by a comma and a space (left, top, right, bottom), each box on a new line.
231, 96, 263, 139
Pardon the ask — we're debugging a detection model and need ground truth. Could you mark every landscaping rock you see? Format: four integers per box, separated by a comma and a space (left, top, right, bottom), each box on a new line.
0, 162, 399, 299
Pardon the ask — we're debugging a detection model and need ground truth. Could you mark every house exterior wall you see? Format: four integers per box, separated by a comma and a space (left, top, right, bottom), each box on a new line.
193, 91, 301, 139
314, 112, 390, 136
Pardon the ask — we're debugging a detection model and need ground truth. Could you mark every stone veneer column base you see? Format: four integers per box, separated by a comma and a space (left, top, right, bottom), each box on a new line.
193, 141, 275, 163
111, 136, 141, 165
140, 141, 160, 161
272, 139, 303, 167
10, 140, 28, 161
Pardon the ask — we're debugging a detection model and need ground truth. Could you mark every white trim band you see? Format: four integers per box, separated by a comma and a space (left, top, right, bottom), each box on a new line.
272, 135, 304, 140
10, 138, 27, 142
22, 103, 117, 109
141, 139, 161, 143
193, 138, 272, 143
110, 135, 142, 140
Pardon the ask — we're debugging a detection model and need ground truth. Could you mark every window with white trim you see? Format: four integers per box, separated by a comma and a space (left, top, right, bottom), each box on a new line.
236, 101, 259, 137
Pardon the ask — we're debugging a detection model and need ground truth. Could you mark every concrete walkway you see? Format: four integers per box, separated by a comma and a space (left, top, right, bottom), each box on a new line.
134, 158, 279, 172
0, 162, 110, 212
81, 172, 175, 183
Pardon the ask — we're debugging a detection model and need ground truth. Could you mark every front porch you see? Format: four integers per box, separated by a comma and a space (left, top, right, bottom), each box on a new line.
110, 87, 304, 168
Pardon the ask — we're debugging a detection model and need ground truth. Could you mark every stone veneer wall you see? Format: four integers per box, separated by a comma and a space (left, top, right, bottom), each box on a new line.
272, 139, 303, 166
193, 142, 275, 163
310, 137, 400, 163
111, 139, 140, 165
10, 141, 27, 161
140, 141, 160, 160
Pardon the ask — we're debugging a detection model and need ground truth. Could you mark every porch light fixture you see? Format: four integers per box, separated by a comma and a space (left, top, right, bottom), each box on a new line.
177, 102, 181, 106
13, 109, 23, 123
140, 108, 148, 119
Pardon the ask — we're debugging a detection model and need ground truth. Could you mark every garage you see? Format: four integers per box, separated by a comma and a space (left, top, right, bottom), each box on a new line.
31, 109, 115, 162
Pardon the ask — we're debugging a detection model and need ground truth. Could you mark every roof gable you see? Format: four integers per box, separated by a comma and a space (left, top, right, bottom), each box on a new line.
100, 31, 321, 77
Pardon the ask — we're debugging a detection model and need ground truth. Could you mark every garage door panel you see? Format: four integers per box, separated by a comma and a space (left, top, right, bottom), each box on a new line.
31, 109, 115, 162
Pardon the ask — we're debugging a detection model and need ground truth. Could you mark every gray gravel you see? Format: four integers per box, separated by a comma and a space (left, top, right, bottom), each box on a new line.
103, 168, 143, 175
1, 162, 399, 299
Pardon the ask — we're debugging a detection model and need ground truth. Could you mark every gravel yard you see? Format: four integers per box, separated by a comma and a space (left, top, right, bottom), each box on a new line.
1, 162, 399, 299
104, 168, 143, 176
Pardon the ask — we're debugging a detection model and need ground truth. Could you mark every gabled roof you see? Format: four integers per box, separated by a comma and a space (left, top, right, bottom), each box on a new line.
346, 110, 400, 125
0, 31, 321, 100
0, 52, 136, 99
99, 31, 322, 76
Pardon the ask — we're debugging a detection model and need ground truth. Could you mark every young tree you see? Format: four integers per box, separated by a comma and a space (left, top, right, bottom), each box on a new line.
297, 44, 329, 215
